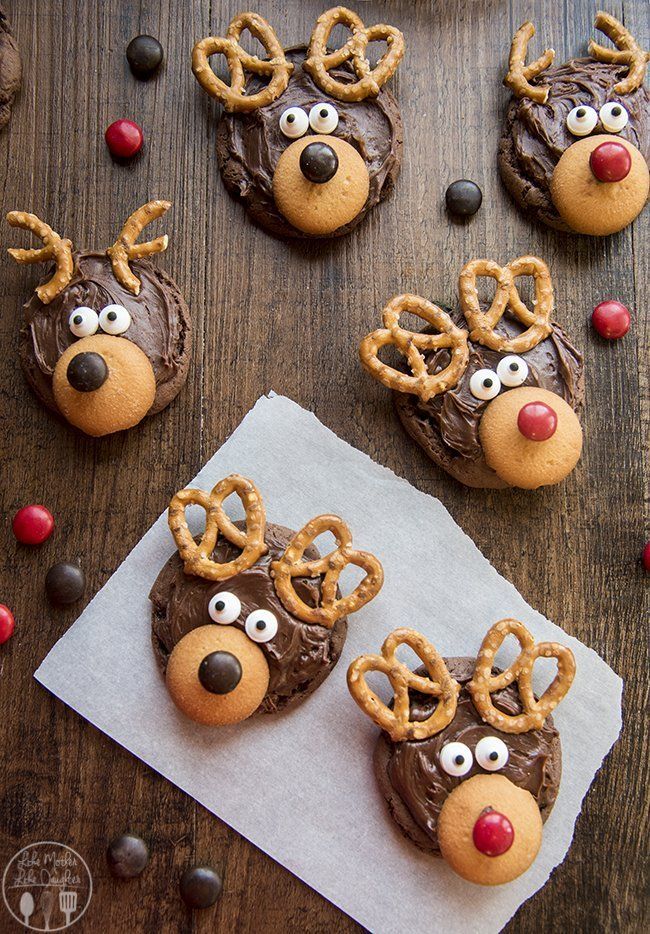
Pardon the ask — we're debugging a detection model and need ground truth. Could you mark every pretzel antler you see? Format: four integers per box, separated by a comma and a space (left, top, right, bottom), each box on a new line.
348, 629, 460, 742
168, 474, 268, 581
504, 22, 555, 104
459, 256, 554, 354
589, 11, 649, 95
106, 200, 171, 296
359, 295, 470, 403
468, 619, 576, 734
6, 212, 74, 304
192, 12, 293, 113
304, 6, 405, 102
270, 515, 383, 628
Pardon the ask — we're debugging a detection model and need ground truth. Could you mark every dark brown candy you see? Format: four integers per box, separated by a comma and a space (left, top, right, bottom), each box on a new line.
45, 562, 85, 605
107, 834, 150, 879
126, 35, 163, 79
180, 865, 222, 909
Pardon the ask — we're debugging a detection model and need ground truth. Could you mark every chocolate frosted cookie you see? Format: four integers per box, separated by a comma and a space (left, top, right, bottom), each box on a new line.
499, 14, 649, 235
192, 8, 404, 239
7, 201, 191, 437
0, 6, 21, 130
348, 622, 576, 885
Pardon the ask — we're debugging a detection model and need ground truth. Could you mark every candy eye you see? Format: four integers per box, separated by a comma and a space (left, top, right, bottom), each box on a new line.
469, 369, 501, 400
208, 591, 241, 625
245, 609, 278, 643
68, 307, 99, 338
309, 102, 339, 134
99, 304, 131, 335
599, 101, 629, 134
566, 104, 598, 137
496, 355, 529, 387
440, 742, 473, 777
279, 107, 309, 139
475, 736, 509, 771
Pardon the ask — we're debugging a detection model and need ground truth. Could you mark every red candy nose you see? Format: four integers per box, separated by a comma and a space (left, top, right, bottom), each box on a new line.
589, 141, 632, 183
517, 401, 558, 441
473, 810, 514, 857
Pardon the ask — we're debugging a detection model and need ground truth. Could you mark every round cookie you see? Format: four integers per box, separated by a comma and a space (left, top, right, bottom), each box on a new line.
0, 6, 21, 130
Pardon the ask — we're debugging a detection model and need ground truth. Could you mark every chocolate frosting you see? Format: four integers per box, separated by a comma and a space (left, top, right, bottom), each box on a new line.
19, 252, 191, 416
394, 305, 584, 488
150, 522, 347, 715
215, 47, 403, 238
499, 59, 649, 230
375, 658, 561, 854
0, 6, 21, 129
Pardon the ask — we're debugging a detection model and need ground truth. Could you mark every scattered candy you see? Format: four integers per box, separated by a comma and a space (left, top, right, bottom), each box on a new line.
589, 141, 631, 183
126, 35, 164, 79
472, 810, 514, 857
180, 865, 222, 909
0, 605, 15, 644
517, 401, 558, 441
643, 542, 650, 572
12, 505, 54, 545
591, 300, 630, 340
107, 834, 150, 879
105, 119, 144, 160
45, 562, 85, 606
445, 179, 483, 217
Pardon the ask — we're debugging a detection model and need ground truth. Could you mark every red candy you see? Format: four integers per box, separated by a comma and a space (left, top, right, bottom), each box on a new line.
0, 605, 15, 644
517, 401, 558, 441
105, 119, 143, 159
589, 141, 631, 183
472, 810, 514, 857
591, 300, 631, 340
12, 504, 55, 545
643, 542, 650, 572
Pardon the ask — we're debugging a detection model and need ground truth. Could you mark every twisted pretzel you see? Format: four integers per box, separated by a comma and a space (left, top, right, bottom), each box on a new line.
589, 11, 649, 96
504, 22, 555, 104
468, 619, 576, 734
192, 13, 293, 113
459, 256, 554, 354
168, 474, 268, 581
271, 515, 383, 628
106, 200, 171, 296
347, 629, 460, 742
6, 211, 74, 304
304, 6, 404, 102
359, 295, 470, 403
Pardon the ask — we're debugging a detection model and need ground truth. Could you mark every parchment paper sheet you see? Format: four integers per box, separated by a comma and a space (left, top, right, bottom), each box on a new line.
35, 394, 622, 934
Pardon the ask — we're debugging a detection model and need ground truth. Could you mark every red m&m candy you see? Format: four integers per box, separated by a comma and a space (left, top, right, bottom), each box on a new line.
643, 542, 650, 572
517, 401, 558, 441
591, 301, 631, 340
0, 605, 15, 644
105, 119, 144, 159
589, 141, 632, 183
472, 810, 514, 857
12, 504, 55, 545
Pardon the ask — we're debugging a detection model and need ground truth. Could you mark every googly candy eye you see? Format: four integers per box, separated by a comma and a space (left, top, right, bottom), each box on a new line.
496, 355, 529, 387
208, 591, 241, 625
68, 307, 99, 338
245, 609, 278, 643
440, 742, 473, 777
566, 105, 598, 137
279, 107, 309, 139
599, 102, 629, 134
99, 304, 131, 335
469, 369, 501, 401
475, 736, 509, 771
309, 102, 339, 134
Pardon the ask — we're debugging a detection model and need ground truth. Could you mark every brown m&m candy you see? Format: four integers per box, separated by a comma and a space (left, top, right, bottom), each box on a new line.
107, 834, 150, 879
45, 562, 85, 605
180, 865, 222, 909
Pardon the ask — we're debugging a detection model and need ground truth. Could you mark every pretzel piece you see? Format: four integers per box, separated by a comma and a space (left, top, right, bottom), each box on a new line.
270, 515, 383, 628
459, 255, 554, 354
168, 474, 268, 581
106, 200, 171, 296
467, 619, 576, 734
6, 211, 74, 304
348, 629, 460, 742
192, 12, 293, 113
359, 295, 470, 402
589, 11, 649, 95
304, 6, 404, 102
504, 22, 555, 104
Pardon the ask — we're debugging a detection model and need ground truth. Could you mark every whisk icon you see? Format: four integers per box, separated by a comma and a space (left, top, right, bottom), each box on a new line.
59, 890, 77, 926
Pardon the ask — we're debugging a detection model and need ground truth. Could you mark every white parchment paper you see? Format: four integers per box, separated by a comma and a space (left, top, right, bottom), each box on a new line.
35, 394, 622, 934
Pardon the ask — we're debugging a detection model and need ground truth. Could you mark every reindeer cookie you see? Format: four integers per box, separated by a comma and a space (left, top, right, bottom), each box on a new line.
499, 13, 649, 235
192, 7, 404, 238
348, 622, 576, 885
6, 201, 191, 437
360, 256, 584, 489
150, 474, 383, 726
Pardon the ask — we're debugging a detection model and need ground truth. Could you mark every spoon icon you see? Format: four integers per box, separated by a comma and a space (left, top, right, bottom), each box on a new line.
19, 891, 35, 925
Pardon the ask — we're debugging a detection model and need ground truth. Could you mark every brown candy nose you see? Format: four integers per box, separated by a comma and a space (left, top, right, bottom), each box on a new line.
66, 351, 109, 392
299, 141, 339, 183
198, 651, 242, 695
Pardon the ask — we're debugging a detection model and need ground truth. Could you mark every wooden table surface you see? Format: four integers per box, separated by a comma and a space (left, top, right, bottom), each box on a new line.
0, 1, 647, 931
